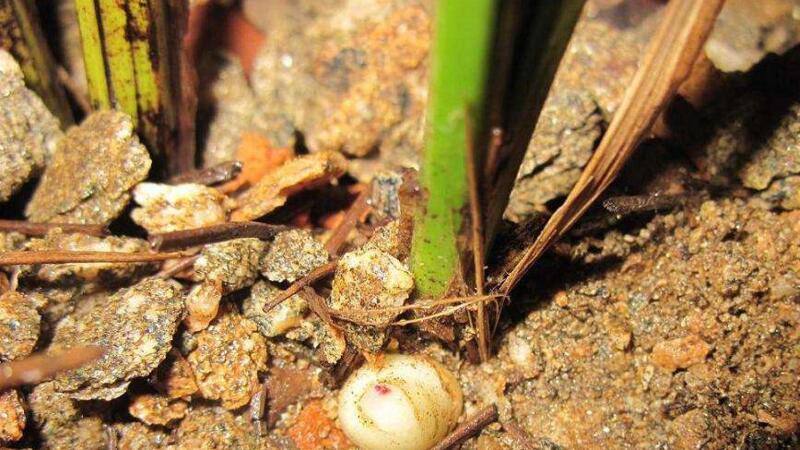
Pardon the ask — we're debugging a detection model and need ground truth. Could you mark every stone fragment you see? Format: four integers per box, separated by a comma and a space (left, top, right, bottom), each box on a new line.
194, 238, 266, 293
26, 110, 151, 225
264, 366, 315, 426
129, 393, 188, 426
706, 0, 800, 72
260, 229, 329, 283
187, 309, 267, 409
0, 390, 25, 443
651, 335, 711, 372
174, 406, 256, 450
243, 280, 308, 337
288, 399, 351, 450
152, 350, 199, 400
292, 316, 347, 366
183, 281, 223, 332
50, 278, 184, 400
29, 382, 106, 450
251, 0, 429, 165
328, 247, 413, 352
0, 50, 62, 202
115, 422, 171, 450
762, 175, 800, 210
131, 182, 232, 233
231, 151, 346, 221
0, 291, 40, 361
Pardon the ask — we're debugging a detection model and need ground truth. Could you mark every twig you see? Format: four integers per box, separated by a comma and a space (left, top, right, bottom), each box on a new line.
601, 193, 685, 215
431, 404, 499, 450
156, 255, 199, 278
499, 0, 725, 295
501, 420, 537, 450
302, 287, 339, 331
324, 186, 372, 256
331, 345, 364, 387
56, 65, 92, 115
149, 222, 287, 251
465, 105, 489, 362
0, 250, 186, 266
0, 220, 107, 237
0, 346, 104, 391
264, 261, 338, 312
167, 160, 243, 186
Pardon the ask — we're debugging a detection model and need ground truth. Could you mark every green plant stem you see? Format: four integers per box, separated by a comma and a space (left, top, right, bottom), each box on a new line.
411, 0, 497, 298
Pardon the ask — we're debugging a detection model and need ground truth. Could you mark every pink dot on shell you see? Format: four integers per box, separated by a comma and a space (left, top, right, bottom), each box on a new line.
373, 384, 391, 395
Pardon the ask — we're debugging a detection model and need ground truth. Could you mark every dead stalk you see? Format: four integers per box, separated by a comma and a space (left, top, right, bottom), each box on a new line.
500, 0, 725, 295
264, 261, 338, 312
0, 346, 104, 391
430, 404, 498, 450
149, 222, 287, 251
324, 186, 372, 256
0, 250, 187, 266
0, 219, 107, 237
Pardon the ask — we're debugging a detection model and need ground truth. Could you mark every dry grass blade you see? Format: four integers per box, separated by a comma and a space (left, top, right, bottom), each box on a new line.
0, 250, 187, 266
499, 0, 725, 295
0, 220, 107, 237
0, 345, 104, 391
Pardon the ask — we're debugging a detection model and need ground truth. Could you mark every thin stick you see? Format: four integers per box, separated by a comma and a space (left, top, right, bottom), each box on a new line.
431, 404, 498, 450
156, 255, 199, 278
167, 160, 243, 186
483, 127, 504, 186
391, 296, 498, 326
264, 261, 338, 312
0, 219, 107, 237
324, 186, 372, 256
502, 420, 537, 450
0, 250, 186, 266
56, 65, 92, 114
0, 346, 104, 391
499, 0, 725, 295
149, 222, 287, 251
465, 106, 489, 362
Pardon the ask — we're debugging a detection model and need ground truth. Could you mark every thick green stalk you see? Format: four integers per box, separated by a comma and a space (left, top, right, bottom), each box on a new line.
74, 0, 187, 176
411, 0, 496, 298
0, 0, 73, 125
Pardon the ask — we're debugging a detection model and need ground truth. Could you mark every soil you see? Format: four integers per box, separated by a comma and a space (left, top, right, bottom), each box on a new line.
0, 0, 799, 449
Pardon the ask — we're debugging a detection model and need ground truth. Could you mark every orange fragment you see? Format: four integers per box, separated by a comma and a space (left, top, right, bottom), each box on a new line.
221, 133, 294, 194
287, 400, 350, 450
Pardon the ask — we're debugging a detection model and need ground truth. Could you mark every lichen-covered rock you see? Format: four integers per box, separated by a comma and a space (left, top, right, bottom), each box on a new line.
0, 50, 62, 202
29, 382, 106, 450
26, 110, 151, 225
243, 280, 308, 337
260, 229, 329, 283
0, 291, 40, 361
131, 182, 232, 233
129, 393, 189, 426
328, 247, 413, 352
231, 151, 346, 221
49, 278, 184, 400
174, 406, 257, 450
290, 316, 347, 366
187, 309, 267, 409
251, 0, 429, 166
0, 390, 25, 443
194, 238, 266, 293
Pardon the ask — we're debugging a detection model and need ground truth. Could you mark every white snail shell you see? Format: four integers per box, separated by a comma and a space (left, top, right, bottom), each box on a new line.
338, 354, 462, 450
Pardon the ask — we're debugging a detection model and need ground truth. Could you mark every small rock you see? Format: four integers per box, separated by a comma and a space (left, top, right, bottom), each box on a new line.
128, 392, 188, 426
152, 350, 199, 399
174, 406, 256, 450
0, 50, 63, 202
26, 110, 151, 225
114, 422, 171, 450
187, 309, 267, 409
288, 399, 351, 450
231, 151, 346, 221
651, 334, 711, 372
194, 238, 266, 293
293, 316, 347, 366
0, 390, 25, 443
365, 220, 410, 261
328, 247, 413, 352
265, 366, 315, 426
49, 278, 184, 400
131, 182, 233, 233
260, 229, 329, 283
243, 280, 308, 337
0, 291, 40, 361
29, 382, 106, 450
184, 281, 223, 332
